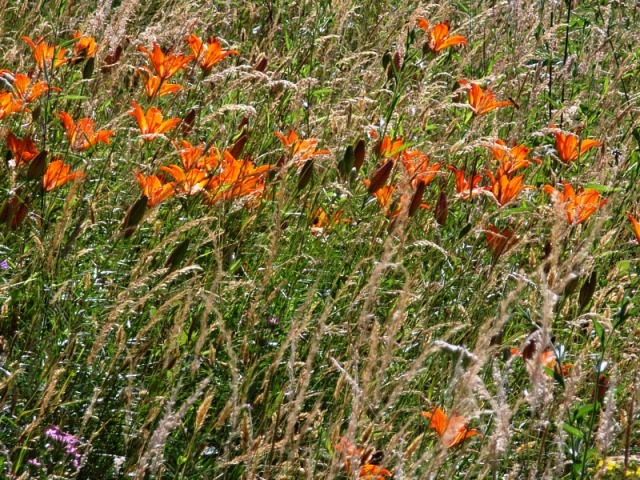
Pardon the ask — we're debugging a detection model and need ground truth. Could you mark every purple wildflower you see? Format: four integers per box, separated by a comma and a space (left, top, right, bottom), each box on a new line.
0, 260, 8, 270
44, 425, 83, 470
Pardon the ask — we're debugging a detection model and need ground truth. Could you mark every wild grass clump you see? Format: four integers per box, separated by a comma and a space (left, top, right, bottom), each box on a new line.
0, 0, 639, 478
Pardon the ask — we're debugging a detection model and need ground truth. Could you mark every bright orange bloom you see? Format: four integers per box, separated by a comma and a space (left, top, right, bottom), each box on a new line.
485, 171, 532, 207
627, 213, 640, 245
10, 73, 52, 103
135, 172, 175, 207
401, 149, 441, 187
274, 129, 330, 165
485, 225, 518, 260
174, 140, 220, 171
422, 407, 481, 448
0, 92, 22, 119
137, 43, 194, 80
375, 134, 405, 159
58, 111, 114, 151
483, 139, 541, 176
359, 464, 392, 479
427, 22, 467, 53
186, 34, 239, 73
206, 151, 272, 204
137, 67, 183, 98
543, 181, 607, 224
160, 164, 208, 195
22, 36, 67, 70
551, 124, 601, 163
72, 30, 98, 60
42, 159, 85, 191
6, 132, 39, 167
128, 102, 181, 140
458, 79, 513, 115
416, 17, 430, 31
447, 165, 483, 199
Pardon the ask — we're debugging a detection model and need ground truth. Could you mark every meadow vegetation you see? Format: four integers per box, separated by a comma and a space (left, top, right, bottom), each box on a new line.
0, 0, 639, 478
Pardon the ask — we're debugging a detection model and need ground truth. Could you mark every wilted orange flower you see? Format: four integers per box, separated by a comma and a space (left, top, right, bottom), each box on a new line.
274, 129, 330, 165
401, 149, 441, 187
447, 165, 482, 199
310, 208, 348, 236
458, 79, 513, 115
174, 140, 220, 171
128, 102, 181, 140
58, 111, 114, 151
42, 159, 85, 191
359, 464, 392, 479
483, 139, 541, 176
511, 347, 573, 377
422, 407, 481, 448
422, 21, 467, 53
137, 43, 194, 80
485, 171, 532, 207
72, 30, 98, 61
185, 34, 239, 73
10, 73, 52, 104
206, 151, 272, 204
334, 438, 390, 479
6, 132, 39, 167
22, 36, 67, 70
160, 164, 208, 195
135, 172, 175, 207
137, 67, 183, 98
0, 92, 22, 119
627, 213, 640, 245
485, 225, 518, 260
543, 181, 607, 224
551, 124, 601, 163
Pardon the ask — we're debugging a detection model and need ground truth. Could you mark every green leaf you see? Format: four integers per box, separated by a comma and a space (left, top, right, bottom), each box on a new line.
563, 423, 584, 439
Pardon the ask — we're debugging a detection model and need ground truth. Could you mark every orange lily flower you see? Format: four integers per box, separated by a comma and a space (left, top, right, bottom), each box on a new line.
359, 464, 392, 479
416, 17, 430, 31
6, 132, 40, 167
627, 213, 640, 245
551, 124, 601, 163
135, 172, 175, 207
363, 181, 395, 212
310, 208, 348, 236
185, 34, 239, 73
274, 129, 330, 165
447, 165, 483, 199
485, 225, 518, 260
159, 164, 208, 195
511, 347, 573, 377
206, 151, 272, 204
0, 92, 22, 119
22, 36, 67, 70
42, 159, 85, 192
175, 140, 220, 171
10, 73, 52, 104
137, 67, 183, 98
458, 79, 513, 115
401, 149, 441, 187
58, 111, 114, 151
128, 102, 181, 140
137, 43, 194, 80
428, 22, 467, 53
72, 30, 98, 61
422, 407, 481, 448
543, 181, 607, 224
374, 134, 405, 159
485, 171, 532, 207
483, 139, 541, 176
